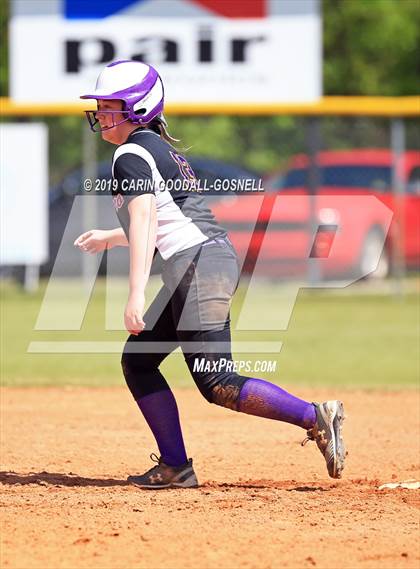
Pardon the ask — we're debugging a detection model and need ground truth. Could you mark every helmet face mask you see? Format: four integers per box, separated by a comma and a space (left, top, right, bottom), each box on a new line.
84, 109, 132, 132
80, 60, 165, 132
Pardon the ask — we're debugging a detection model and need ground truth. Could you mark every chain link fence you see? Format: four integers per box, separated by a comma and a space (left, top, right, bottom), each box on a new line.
1, 103, 419, 291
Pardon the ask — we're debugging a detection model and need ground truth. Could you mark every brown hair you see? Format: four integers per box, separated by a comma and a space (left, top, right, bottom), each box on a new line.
147, 115, 181, 147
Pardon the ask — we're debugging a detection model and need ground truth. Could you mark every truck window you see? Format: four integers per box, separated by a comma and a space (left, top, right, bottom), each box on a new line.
281, 166, 392, 191
407, 166, 420, 195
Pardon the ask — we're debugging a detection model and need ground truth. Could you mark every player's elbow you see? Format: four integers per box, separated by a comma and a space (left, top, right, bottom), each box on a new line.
128, 193, 156, 219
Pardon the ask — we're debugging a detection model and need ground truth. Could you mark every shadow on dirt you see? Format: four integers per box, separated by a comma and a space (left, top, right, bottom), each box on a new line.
0, 471, 129, 487
286, 486, 329, 492
203, 481, 331, 492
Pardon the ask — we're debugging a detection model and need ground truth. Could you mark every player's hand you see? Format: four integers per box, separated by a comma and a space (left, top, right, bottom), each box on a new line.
74, 229, 111, 253
124, 292, 146, 335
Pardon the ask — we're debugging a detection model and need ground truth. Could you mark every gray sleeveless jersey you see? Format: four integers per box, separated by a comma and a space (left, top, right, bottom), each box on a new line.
111, 128, 227, 260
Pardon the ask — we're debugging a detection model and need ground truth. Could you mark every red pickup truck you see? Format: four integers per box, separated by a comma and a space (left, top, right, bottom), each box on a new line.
211, 149, 420, 279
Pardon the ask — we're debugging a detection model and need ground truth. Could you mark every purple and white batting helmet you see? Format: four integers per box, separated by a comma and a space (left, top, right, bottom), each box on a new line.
80, 60, 164, 132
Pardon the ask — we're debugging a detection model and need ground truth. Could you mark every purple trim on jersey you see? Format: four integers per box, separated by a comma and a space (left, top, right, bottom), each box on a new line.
169, 151, 199, 186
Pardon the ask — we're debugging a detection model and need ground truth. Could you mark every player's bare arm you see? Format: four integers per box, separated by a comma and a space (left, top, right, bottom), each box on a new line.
74, 227, 128, 252
124, 194, 157, 336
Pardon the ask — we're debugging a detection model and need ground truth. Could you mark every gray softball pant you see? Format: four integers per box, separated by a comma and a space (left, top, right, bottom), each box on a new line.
121, 235, 250, 409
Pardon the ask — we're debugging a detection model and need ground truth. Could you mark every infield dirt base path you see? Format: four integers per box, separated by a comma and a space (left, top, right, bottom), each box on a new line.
1, 387, 419, 569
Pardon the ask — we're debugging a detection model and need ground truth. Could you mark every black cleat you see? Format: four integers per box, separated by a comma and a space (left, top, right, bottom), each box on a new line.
302, 400, 346, 479
127, 453, 199, 489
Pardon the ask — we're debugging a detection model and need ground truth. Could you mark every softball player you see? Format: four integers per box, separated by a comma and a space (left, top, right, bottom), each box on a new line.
75, 60, 346, 489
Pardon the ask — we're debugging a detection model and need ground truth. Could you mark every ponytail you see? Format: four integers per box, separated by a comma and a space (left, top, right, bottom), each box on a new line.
147, 115, 183, 147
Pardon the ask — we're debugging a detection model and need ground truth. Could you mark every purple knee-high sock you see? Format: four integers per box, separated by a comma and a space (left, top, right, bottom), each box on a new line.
238, 378, 316, 430
136, 389, 188, 467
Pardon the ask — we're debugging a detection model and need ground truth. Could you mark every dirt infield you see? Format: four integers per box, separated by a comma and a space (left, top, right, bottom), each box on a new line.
1, 387, 419, 569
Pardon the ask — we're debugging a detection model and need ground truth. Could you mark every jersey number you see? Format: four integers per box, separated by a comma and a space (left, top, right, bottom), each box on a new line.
169, 151, 198, 186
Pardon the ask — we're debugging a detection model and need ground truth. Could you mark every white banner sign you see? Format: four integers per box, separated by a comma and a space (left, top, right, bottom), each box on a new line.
0, 124, 48, 265
10, 0, 322, 104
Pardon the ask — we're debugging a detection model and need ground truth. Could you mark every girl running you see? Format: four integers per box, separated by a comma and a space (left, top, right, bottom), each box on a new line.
75, 60, 346, 489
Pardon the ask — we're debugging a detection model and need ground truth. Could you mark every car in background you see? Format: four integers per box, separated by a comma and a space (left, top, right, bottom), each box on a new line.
210, 149, 420, 279
44, 156, 260, 276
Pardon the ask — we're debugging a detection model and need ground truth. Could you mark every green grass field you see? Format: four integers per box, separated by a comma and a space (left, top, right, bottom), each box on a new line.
1, 277, 419, 389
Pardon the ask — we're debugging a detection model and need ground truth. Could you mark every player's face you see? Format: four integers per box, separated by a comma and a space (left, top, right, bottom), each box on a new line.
96, 100, 131, 145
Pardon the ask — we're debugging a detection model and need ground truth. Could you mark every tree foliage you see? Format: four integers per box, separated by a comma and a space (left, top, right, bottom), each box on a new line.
323, 0, 420, 95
